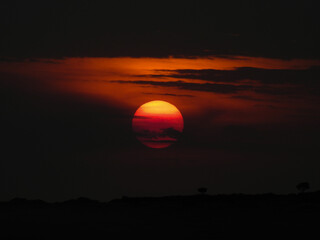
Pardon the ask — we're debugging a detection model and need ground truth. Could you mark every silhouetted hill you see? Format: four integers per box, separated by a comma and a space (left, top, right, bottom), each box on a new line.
1, 192, 320, 239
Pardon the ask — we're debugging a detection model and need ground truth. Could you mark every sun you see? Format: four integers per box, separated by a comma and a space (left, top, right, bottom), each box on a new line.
132, 100, 184, 148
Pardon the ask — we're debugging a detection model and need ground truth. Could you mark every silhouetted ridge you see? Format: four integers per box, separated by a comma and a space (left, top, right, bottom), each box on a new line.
61, 197, 100, 205
1, 192, 320, 239
110, 191, 320, 204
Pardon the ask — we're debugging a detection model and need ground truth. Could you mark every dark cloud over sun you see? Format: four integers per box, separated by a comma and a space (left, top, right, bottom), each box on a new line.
132, 100, 183, 149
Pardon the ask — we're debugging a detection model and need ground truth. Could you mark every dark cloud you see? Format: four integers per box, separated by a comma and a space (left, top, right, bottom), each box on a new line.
134, 128, 182, 140
113, 79, 312, 97
113, 80, 250, 94
161, 128, 182, 139
134, 129, 159, 139
230, 95, 269, 102
130, 67, 320, 97
146, 67, 320, 85
143, 92, 194, 98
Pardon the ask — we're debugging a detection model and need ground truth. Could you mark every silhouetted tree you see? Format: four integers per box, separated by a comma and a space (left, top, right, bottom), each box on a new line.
198, 187, 207, 195
296, 182, 310, 193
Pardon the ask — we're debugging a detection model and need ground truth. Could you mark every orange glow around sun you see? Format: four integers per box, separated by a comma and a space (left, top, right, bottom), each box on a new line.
132, 100, 184, 149
1, 56, 320, 128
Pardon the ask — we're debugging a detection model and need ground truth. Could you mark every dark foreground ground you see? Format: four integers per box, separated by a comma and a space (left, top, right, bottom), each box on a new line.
1, 192, 320, 239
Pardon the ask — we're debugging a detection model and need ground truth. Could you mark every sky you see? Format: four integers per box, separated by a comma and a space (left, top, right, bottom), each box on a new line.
1, 0, 320, 201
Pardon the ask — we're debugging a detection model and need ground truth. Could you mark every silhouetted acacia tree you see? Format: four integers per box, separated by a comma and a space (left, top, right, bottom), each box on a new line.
296, 182, 310, 193
198, 187, 207, 195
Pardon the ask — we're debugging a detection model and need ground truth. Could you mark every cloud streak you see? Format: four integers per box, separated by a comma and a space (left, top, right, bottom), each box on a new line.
112, 79, 311, 97
134, 127, 181, 140
142, 92, 194, 98
112, 80, 251, 94
144, 67, 320, 85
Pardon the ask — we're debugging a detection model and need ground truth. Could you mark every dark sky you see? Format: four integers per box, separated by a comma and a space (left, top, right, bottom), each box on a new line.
1, 0, 320, 201
1, 0, 320, 59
